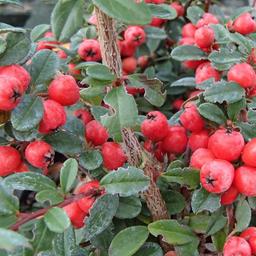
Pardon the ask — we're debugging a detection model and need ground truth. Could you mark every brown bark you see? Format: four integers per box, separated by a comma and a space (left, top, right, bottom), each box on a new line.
95, 7, 171, 251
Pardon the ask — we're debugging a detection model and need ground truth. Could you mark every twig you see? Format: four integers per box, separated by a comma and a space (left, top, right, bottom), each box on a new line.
253, 0, 256, 7
11, 188, 101, 231
205, 0, 212, 12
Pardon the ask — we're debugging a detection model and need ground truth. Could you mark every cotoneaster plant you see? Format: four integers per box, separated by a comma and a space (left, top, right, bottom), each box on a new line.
1, 0, 256, 256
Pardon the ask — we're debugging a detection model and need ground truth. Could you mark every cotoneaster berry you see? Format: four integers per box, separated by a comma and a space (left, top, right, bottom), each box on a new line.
196, 13, 219, 28
220, 184, 239, 205
190, 148, 215, 169
172, 98, 184, 111
227, 63, 256, 88
68, 63, 81, 76
25, 141, 54, 169
188, 130, 209, 152
141, 111, 169, 141
181, 23, 197, 38
122, 57, 137, 74
124, 26, 146, 47
208, 129, 245, 162
36, 32, 59, 51
200, 159, 234, 193
145, 0, 165, 3
39, 99, 67, 134
195, 62, 220, 84
170, 2, 184, 17
57, 50, 67, 59
194, 26, 215, 49
0, 75, 23, 111
178, 37, 195, 46
0, 146, 22, 176
150, 17, 166, 27
102, 142, 127, 170
74, 109, 93, 126
249, 236, 256, 255
233, 12, 256, 35
242, 138, 256, 167
183, 60, 205, 70
240, 227, 256, 241
78, 39, 101, 62
48, 74, 80, 106
180, 104, 205, 132
119, 40, 136, 57
162, 126, 188, 154
223, 236, 251, 256
234, 166, 256, 197
0, 64, 31, 92
137, 56, 149, 69
85, 120, 109, 146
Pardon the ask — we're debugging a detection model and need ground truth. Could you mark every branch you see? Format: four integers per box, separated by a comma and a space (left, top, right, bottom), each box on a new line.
204, 0, 212, 12
11, 188, 101, 231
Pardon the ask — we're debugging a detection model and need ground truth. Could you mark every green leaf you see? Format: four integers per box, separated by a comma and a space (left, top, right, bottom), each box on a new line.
90, 226, 114, 251
83, 194, 119, 240
148, 220, 197, 245
36, 190, 64, 205
79, 150, 103, 171
60, 158, 78, 194
175, 241, 199, 256
171, 45, 207, 61
29, 50, 60, 85
80, 85, 105, 105
186, 6, 204, 24
4, 172, 56, 192
148, 4, 177, 20
30, 24, 51, 42
11, 95, 44, 132
101, 86, 139, 141
206, 211, 227, 236
191, 188, 221, 214
227, 98, 246, 121
212, 230, 226, 252
211, 24, 231, 44
0, 0, 22, 5
0, 228, 31, 251
144, 26, 167, 40
0, 182, 19, 215
133, 242, 163, 256
100, 166, 150, 197
237, 122, 256, 142
248, 197, 256, 210
170, 77, 196, 88
109, 226, 149, 256
189, 214, 211, 234
163, 190, 186, 215
0, 32, 31, 65
44, 207, 70, 233
203, 81, 245, 104
234, 199, 251, 233
231, 6, 253, 20
92, 0, 152, 25
86, 64, 116, 82
115, 196, 142, 219
0, 38, 7, 55
161, 167, 200, 189
51, 0, 84, 42
198, 103, 227, 124
44, 131, 84, 155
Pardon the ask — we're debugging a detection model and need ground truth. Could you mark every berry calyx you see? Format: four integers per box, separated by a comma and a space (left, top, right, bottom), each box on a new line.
223, 236, 251, 256
141, 111, 169, 141
25, 141, 54, 169
0, 146, 22, 176
190, 148, 215, 169
200, 159, 234, 193
124, 26, 146, 47
102, 142, 127, 170
208, 129, 244, 162
85, 120, 109, 146
78, 39, 101, 62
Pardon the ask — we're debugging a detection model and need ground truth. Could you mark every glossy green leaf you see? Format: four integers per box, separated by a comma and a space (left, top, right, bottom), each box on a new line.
133, 242, 163, 256
234, 199, 251, 233
79, 150, 103, 171
171, 45, 207, 61
30, 24, 51, 42
170, 77, 196, 88
186, 6, 204, 24
148, 4, 177, 20
86, 64, 115, 82
163, 190, 186, 215
36, 190, 64, 206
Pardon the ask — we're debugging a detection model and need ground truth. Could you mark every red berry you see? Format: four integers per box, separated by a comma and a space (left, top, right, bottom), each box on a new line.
241, 227, 256, 240
0, 146, 22, 176
227, 63, 256, 88
122, 57, 137, 74
223, 236, 251, 256
119, 40, 136, 58
196, 13, 219, 28
195, 62, 220, 84
154, 141, 165, 162
201, 159, 234, 193
208, 129, 244, 162
180, 105, 204, 132
124, 26, 146, 47
57, 50, 67, 59
74, 109, 93, 126
162, 126, 188, 154
178, 37, 195, 46
233, 12, 256, 35
145, 0, 165, 3
194, 26, 215, 49
150, 17, 166, 27
234, 165, 256, 197
68, 63, 81, 76
188, 130, 209, 152
249, 236, 256, 255
242, 138, 256, 167
48, 75, 80, 106
220, 184, 239, 205
102, 142, 127, 170
14, 162, 30, 173
85, 120, 109, 146
190, 148, 215, 169
78, 39, 101, 62
170, 2, 184, 17
141, 111, 169, 141
0, 75, 23, 111
0, 65, 31, 92
172, 98, 184, 111
39, 99, 67, 134
76, 180, 100, 213
137, 56, 149, 69
181, 23, 197, 38
36, 32, 59, 51
63, 202, 86, 229
182, 60, 205, 70
25, 141, 54, 169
